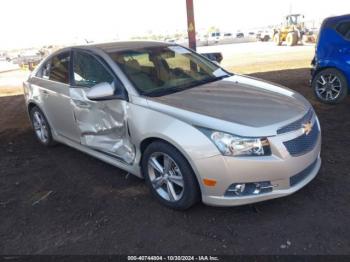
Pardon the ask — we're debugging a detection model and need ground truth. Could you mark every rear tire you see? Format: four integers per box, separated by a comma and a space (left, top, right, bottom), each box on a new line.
29, 106, 56, 146
141, 141, 200, 210
312, 68, 348, 104
286, 32, 298, 46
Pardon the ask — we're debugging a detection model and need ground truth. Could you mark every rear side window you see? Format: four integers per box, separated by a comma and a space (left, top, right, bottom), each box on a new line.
73, 51, 114, 88
49, 52, 70, 84
336, 21, 350, 40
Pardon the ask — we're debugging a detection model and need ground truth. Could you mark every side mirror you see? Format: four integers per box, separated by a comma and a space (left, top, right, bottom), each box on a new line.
87, 82, 115, 100
200, 52, 223, 64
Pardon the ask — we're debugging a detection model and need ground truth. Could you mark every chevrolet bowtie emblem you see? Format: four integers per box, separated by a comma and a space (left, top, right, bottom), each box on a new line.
302, 121, 313, 135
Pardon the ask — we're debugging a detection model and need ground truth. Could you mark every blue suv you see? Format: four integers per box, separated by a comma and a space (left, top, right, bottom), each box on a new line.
311, 14, 350, 104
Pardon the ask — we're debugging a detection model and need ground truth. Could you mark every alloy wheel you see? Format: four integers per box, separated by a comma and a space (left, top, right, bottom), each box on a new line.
315, 74, 342, 101
147, 152, 184, 202
32, 111, 49, 143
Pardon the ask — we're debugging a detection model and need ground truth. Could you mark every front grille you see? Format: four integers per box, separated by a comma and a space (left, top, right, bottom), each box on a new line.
277, 109, 313, 135
283, 123, 319, 156
290, 159, 318, 187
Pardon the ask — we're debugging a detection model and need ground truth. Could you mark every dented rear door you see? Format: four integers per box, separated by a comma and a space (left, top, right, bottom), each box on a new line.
69, 50, 135, 164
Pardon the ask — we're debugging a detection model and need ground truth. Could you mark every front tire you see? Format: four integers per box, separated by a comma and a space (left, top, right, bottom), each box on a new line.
312, 68, 348, 104
30, 106, 56, 146
286, 32, 298, 46
141, 141, 200, 210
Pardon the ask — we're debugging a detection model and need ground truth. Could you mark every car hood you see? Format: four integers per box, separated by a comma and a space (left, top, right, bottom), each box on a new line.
146, 75, 311, 135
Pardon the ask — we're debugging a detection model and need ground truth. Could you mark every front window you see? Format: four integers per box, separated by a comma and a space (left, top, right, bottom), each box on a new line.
108, 45, 230, 96
73, 51, 114, 88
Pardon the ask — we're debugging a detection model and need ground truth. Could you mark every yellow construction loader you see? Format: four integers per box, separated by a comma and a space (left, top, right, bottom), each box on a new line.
273, 14, 316, 46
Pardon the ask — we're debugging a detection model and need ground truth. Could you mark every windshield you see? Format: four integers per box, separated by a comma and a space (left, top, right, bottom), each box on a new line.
108, 45, 230, 96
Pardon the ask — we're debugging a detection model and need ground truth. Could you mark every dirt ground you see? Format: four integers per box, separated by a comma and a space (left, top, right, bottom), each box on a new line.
1, 67, 350, 255
0, 70, 29, 97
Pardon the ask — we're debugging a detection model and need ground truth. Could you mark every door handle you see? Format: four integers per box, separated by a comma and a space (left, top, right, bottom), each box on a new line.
73, 100, 91, 109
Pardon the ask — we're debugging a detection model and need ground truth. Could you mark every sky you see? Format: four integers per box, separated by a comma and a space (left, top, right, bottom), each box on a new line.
0, 0, 349, 49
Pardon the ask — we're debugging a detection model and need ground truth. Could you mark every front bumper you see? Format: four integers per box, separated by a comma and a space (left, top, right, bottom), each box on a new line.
310, 56, 317, 85
192, 119, 322, 207
201, 156, 321, 206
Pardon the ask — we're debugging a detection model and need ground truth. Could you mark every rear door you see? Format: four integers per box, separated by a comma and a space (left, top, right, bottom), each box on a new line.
69, 50, 135, 164
38, 51, 80, 142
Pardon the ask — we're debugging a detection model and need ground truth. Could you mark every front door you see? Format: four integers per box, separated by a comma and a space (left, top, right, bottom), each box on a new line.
40, 51, 80, 142
69, 50, 135, 164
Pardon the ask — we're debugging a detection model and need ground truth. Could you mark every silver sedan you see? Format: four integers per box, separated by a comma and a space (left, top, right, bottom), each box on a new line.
23, 41, 321, 209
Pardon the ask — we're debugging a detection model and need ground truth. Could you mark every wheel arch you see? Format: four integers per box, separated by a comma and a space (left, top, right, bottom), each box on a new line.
140, 136, 195, 169
26, 101, 55, 131
27, 101, 38, 114
140, 136, 194, 160
27, 101, 47, 119
138, 136, 203, 192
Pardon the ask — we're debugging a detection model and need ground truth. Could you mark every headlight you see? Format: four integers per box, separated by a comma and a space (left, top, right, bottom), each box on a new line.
199, 128, 271, 157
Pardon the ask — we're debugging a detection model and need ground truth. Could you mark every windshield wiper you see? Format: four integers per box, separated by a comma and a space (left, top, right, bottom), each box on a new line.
193, 74, 232, 86
208, 74, 232, 82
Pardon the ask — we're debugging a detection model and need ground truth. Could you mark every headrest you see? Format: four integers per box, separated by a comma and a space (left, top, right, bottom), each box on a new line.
125, 59, 141, 72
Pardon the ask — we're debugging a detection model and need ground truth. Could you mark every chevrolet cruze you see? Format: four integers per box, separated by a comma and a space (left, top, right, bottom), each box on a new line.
23, 41, 321, 209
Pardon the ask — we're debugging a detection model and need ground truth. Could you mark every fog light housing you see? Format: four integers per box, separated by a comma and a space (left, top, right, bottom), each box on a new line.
225, 181, 274, 197
230, 183, 246, 195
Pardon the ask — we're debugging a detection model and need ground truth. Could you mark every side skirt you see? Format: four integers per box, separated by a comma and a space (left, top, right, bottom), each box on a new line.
53, 133, 143, 178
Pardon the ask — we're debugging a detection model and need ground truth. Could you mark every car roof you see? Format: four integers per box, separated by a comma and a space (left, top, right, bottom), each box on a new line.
322, 14, 350, 28
74, 41, 172, 53
38, 41, 176, 71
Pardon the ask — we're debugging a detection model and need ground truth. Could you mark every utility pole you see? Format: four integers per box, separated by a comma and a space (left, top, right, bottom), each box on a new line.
186, 0, 196, 51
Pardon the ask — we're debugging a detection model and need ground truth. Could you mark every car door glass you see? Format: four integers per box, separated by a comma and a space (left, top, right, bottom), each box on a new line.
336, 22, 350, 40
73, 51, 114, 88
49, 52, 70, 84
42, 62, 50, 79
35, 61, 50, 79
